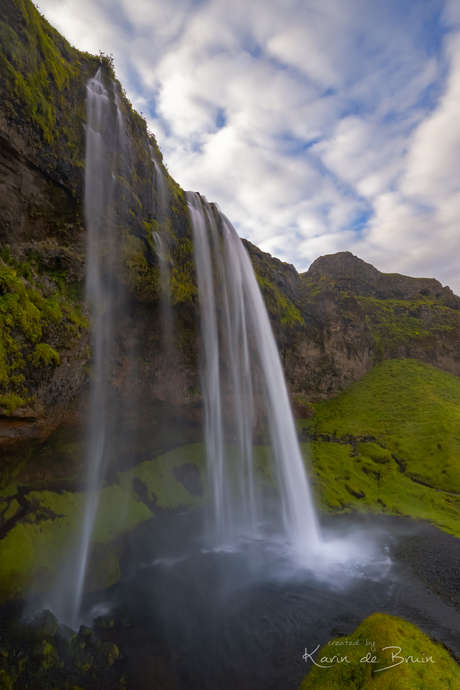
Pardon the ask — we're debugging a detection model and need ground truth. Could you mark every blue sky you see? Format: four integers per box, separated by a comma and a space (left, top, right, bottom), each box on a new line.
38, 0, 460, 291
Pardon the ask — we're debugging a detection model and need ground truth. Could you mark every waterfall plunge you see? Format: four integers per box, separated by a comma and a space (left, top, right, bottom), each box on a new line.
72, 68, 122, 626
49, 68, 127, 627
187, 192, 321, 561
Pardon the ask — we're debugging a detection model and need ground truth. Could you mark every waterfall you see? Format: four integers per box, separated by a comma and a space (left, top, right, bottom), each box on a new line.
51, 68, 126, 626
151, 153, 169, 222
187, 192, 321, 560
149, 151, 173, 347
72, 67, 123, 626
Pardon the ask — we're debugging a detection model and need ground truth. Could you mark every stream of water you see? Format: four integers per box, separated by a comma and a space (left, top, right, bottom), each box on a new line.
187, 192, 320, 559
50, 68, 127, 627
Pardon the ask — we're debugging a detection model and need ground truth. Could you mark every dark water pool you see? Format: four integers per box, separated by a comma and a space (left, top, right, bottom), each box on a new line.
79, 512, 460, 690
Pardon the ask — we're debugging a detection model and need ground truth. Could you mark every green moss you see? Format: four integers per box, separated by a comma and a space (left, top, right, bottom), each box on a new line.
121, 232, 161, 299
31, 343, 60, 367
256, 273, 304, 326
0, 1, 83, 143
357, 296, 460, 356
3, 498, 20, 521
170, 236, 197, 305
170, 268, 197, 304
0, 392, 27, 413
299, 613, 460, 689
300, 359, 460, 536
118, 443, 207, 509
0, 669, 15, 690
0, 483, 18, 498
0, 257, 88, 413
0, 486, 152, 601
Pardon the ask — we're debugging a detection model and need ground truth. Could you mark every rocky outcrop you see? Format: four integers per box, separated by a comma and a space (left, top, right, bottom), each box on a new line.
307, 251, 460, 306
243, 244, 460, 402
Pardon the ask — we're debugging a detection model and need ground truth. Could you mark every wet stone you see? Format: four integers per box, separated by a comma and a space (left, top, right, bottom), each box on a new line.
55, 623, 76, 646
100, 641, 119, 666
93, 615, 114, 630
28, 609, 58, 639
115, 608, 131, 628
72, 648, 93, 672
90, 631, 102, 649
78, 624, 92, 638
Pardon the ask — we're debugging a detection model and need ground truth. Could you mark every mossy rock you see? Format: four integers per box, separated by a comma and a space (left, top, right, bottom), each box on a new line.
117, 443, 207, 509
0, 485, 152, 602
0, 256, 88, 420
299, 612, 460, 689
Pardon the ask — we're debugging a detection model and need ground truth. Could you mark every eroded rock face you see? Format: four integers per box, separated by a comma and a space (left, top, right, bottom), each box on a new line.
243, 244, 460, 403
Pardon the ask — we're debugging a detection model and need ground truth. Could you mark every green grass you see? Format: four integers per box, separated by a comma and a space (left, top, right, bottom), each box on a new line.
298, 359, 460, 535
299, 612, 460, 689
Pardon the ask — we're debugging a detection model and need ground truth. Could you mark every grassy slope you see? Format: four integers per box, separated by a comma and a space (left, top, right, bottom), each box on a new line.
300, 612, 460, 690
298, 359, 460, 536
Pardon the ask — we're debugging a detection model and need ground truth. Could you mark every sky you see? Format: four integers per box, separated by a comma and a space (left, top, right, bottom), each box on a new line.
37, 0, 460, 292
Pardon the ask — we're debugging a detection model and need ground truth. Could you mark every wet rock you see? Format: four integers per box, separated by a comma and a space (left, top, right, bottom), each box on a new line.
72, 647, 93, 672
55, 622, 76, 646
32, 640, 60, 668
0, 669, 15, 690
70, 635, 86, 650
114, 608, 131, 628
78, 624, 92, 638
28, 609, 58, 638
100, 641, 119, 666
93, 615, 114, 630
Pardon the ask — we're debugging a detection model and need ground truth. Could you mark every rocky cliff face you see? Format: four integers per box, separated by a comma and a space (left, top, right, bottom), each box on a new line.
244, 242, 460, 406
1, 0, 460, 487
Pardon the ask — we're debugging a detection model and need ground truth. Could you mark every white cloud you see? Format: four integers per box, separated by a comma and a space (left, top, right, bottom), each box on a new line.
38, 0, 460, 292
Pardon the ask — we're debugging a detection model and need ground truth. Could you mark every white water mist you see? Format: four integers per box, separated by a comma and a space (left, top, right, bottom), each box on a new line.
187, 192, 321, 561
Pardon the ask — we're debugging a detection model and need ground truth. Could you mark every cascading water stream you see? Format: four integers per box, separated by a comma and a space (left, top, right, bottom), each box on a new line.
187, 192, 321, 561
50, 68, 126, 627
71, 68, 120, 626
150, 152, 173, 346
151, 152, 169, 222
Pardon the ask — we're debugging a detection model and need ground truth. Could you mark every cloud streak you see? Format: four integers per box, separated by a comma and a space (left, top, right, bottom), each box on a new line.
38, 0, 460, 291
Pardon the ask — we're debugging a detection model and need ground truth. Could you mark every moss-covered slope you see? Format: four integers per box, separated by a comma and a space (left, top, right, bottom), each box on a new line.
299, 612, 460, 690
298, 358, 460, 536
0, 443, 207, 602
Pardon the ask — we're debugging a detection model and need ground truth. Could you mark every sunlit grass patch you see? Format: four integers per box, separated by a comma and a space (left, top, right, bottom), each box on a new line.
299, 359, 460, 536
